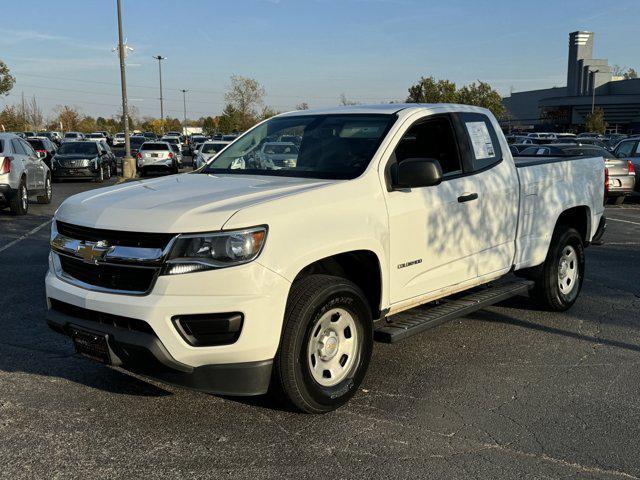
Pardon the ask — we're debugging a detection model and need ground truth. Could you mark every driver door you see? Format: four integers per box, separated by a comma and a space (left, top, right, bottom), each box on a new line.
384, 114, 480, 305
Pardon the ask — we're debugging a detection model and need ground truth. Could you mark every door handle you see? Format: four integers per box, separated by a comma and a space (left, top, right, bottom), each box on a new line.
457, 193, 478, 203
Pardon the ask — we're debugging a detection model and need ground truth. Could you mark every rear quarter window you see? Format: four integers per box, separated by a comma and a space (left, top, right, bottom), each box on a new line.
458, 112, 503, 171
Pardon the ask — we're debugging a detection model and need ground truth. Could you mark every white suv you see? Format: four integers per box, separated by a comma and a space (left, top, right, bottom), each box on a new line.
0, 133, 52, 214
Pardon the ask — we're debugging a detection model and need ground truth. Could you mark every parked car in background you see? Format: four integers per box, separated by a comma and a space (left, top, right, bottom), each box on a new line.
23, 131, 37, 138
38, 131, 62, 146
62, 132, 84, 143
527, 132, 557, 140
222, 134, 239, 142
168, 142, 183, 166
192, 140, 230, 169
258, 141, 299, 168
26, 136, 57, 171
188, 135, 208, 155
574, 138, 608, 149
136, 141, 179, 176
613, 137, 640, 192
87, 132, 107, 142
0, 133, 52, 214
51, 141, 113, 182
129, 135, 147, 156
143, 131, 158, 140
113, 132, 126, 146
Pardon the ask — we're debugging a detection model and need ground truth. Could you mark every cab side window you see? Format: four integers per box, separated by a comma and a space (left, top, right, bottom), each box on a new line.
394, 116, 462, 176
458, 112, 503, 171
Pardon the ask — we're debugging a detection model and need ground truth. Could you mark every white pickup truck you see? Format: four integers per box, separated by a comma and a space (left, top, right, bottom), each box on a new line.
46, 104, 606, 413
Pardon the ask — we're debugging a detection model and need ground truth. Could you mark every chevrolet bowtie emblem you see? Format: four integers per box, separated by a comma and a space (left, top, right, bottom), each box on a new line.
76, 240, 112, 264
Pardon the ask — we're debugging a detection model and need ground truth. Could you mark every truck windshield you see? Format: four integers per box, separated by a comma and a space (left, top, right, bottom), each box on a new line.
202, 114, 395, 180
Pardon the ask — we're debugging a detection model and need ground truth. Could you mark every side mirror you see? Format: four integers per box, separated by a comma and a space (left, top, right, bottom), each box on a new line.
391, 158, 443, 189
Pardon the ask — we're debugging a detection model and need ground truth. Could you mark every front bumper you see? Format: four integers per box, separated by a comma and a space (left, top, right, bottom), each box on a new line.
45, 256, 291, 393
47, 308, 273, 395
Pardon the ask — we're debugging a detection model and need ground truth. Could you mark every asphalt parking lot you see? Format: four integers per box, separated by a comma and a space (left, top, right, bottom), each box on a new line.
1, 175, 639, 479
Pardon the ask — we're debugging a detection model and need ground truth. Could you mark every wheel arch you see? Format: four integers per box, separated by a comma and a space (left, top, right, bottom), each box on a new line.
291, 250, 384, 320
554, 205, 591, 244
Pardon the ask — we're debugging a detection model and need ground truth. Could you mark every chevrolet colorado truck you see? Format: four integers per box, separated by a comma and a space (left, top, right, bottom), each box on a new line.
46, 104, 606, 413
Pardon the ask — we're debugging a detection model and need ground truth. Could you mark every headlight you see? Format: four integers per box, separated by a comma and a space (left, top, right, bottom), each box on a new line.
164, 226, 267, 275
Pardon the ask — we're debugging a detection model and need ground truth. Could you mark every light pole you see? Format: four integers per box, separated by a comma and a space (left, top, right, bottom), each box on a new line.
116, 0, 134, 178
180, 89, 188, 140
153, 55, 166, 133
591, 69, 600, 114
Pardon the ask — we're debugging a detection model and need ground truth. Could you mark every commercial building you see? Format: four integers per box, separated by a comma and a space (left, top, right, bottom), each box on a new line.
502, 31, 640, 133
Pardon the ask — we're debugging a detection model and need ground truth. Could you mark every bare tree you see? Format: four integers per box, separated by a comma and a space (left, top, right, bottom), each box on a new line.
339, 93, 359, 106
224, 75, 265, 130
26, 96, 43, 131
611, 65, 627, 77
296, 102, 309, 110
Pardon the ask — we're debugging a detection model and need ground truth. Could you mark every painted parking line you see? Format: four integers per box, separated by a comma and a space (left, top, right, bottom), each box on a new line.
0, 219, 52, 255
607, 217, 640, 227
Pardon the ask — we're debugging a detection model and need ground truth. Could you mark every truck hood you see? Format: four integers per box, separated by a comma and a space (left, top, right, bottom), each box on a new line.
55, 173, 332, 233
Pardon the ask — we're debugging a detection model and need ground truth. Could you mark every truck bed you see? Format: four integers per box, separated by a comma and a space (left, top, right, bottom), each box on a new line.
512, 154, 605, 271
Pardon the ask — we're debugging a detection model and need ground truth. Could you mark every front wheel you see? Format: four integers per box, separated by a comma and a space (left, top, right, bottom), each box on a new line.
94, 166, 105, 183
273, 274, 373, 413
529, 226, 584, 311
9, 178, 28, 215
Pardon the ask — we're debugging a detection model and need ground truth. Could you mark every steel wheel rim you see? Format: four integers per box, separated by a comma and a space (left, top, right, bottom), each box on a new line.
21, 184, 27, 210
558, 245, 578, 295
307, 308, 360, 387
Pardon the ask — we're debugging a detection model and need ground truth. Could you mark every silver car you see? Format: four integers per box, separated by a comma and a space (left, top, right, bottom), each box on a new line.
0, 133, 52, 214
193, 141, 230, 169
613, 138, 640, 193
136, 141, 179, 176
61, 132, 84, 143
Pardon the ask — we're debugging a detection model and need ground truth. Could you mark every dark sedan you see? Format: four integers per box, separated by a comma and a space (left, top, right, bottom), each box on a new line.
51, 141, 113, 182
26, 137, 57, 171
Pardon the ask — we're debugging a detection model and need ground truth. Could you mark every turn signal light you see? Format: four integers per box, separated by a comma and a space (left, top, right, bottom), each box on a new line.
136, 152, 142, 159
168, 152, 174, 159
0, 156, 12, 174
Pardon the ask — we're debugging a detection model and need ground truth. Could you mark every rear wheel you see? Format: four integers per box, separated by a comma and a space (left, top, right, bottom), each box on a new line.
37, 175, 52, 204
272, 274, 373, 413
9, 178, 28, 215
612, 196, 625, 205
529, 226, 584, 311
94, 165, 105, 183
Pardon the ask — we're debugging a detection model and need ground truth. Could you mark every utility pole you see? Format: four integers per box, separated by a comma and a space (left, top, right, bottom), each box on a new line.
180, 89, 188, 140
21, 91, 26, 131
116, 0, 134, 178
153, 55, 166, 133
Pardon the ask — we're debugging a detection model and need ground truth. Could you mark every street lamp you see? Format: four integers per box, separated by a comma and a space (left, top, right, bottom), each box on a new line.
115, 0, 135, 178
591, 69, 600, 114
153, 55, 166, 133
180, 89, 188, 140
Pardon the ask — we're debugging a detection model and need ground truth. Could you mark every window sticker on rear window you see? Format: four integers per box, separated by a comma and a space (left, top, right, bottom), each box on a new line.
465, 121, 495, 159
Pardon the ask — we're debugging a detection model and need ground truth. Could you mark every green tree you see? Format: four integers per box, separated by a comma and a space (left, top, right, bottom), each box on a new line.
406, 76, 506, 118
201, 116, 217, 135
0, 60, 15, 96
457, 80, 506, 118
55, 105, 81, 131
217, 104, 243, 134
406, 77, 458, 103
0, 105, 21, 131
585, 108, 607, 134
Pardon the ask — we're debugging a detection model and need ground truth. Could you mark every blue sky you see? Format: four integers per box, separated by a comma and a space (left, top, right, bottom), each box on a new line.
0, 0, 637, 119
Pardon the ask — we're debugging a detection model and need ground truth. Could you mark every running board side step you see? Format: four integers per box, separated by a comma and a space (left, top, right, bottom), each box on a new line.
374, 280, 534, 344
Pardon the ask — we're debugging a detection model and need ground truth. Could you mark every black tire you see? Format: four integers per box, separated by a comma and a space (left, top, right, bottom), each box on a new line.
172, 162, 179, 174
272, 274, 373, 413
529, 226, 584, 311
105, 164, 112, 180
94, 165, 105, 183
37, 175, 52, 204
9, 177, 28, 215
612, 196, 625, 205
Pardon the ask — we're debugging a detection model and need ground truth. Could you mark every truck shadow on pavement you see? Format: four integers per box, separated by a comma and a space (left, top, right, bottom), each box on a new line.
468, 303, 640, 354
